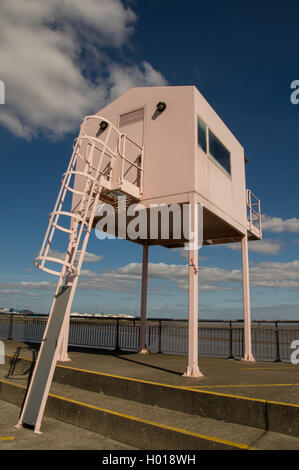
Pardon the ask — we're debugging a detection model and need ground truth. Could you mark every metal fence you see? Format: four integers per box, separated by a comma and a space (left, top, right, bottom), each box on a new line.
0, 314, 299, 362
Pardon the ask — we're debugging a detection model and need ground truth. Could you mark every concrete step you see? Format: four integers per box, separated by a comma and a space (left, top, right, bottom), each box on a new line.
2, 354, 267, 429
1, 375, 299, 450
2, 351, 299, 449
0, 399, 137, 450
5, 353, 299, 439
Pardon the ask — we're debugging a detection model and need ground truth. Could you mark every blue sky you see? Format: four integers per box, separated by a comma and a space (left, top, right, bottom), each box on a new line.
0, 0, 298, 319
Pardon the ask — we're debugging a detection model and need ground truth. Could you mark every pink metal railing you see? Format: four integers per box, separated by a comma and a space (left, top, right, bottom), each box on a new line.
246, 189, 262, 237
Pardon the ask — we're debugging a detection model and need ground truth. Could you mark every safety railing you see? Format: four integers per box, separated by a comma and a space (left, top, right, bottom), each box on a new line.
1, 315, 299, 362
34, 115, 144, 280
247, 189, 262, 237
118, 132, 144, 194
80, 115, 144, 193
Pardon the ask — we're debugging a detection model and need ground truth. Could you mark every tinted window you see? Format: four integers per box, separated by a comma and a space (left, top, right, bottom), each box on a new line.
197, 116, 207, 153
208, 130, 231, 175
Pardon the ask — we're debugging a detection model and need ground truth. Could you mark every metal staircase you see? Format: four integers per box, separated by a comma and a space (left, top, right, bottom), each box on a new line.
16, 115, 143, 434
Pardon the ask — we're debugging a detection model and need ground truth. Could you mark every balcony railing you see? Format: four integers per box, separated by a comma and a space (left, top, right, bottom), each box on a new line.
247, 189, 262, 237
1, 314, 299, 362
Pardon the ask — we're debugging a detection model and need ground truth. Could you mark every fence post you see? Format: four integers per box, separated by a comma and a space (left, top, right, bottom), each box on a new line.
241, 327, 244, 358
274, 322, 281, 362
228, 321, 234, 359
115, 319, 120, 352
8, 314, 13, 340
147, 323, 151, 352
158, 320, 162, 354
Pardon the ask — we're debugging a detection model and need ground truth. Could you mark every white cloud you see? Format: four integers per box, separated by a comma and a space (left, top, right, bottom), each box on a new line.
77, 252, 103, 263
2, 260, 299, 299
0, 0, 166, 139
107, 61, 168, 101
250, 260, 299, 288
228, 239, 283, 255
55, 0, 137, 47
174, 248, 209, 261
248, 240, 282, 255
76, 259, 299, 292
0, 281, 55, 292
76, 262, 241, 292
80, 270, 98, 277
262, 215, 299, 233
48, 249, 103, 263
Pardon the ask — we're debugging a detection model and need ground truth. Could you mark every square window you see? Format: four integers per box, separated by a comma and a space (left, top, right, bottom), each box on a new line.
197, 116, 207, 153
208, 129, 231, 175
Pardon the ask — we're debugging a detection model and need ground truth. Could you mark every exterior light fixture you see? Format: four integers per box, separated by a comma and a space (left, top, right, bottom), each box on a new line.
99, 120, 108, 130
156, 101, 166, 112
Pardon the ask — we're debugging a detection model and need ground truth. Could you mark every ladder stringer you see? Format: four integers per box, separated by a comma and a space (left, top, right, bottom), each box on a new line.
15, 115, 144, 434
15, 188, 102, 434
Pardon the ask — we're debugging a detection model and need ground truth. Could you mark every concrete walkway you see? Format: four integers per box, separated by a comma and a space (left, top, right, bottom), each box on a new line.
2, 340, 299, 450
3, 340, 299, 405
0, 399, 137, 450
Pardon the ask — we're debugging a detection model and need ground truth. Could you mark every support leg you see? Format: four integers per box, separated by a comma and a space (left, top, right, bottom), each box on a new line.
57, 317, 71, 362
183, 196, 203, 377
57, 224, 76, 362
241, 234, 255, 362
139, 242, 149, 354
16, 284, 73, 433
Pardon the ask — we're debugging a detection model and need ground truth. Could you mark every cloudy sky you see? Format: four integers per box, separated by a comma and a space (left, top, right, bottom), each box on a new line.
0, 0, 298, 319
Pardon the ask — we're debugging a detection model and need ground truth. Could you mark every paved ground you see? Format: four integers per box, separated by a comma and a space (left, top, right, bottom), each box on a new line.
0, 399, 137, 450
2, 339, 299, 405
2, 340, 299, 451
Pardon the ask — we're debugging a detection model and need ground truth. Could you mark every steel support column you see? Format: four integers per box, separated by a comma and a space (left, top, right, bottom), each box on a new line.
241, 234, 255, 361
183, 194, 203, 377
139, 242, 149, 353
